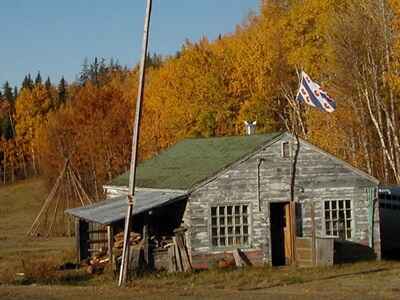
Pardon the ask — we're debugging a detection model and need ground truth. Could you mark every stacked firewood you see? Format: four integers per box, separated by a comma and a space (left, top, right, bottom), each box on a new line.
86, 248, 109, 274
150, 236, 173, 249
112, 231, 142, 258
114, 231, 141, 247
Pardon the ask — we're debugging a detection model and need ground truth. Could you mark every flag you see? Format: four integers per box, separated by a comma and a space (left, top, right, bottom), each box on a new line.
296, 71, 336, 113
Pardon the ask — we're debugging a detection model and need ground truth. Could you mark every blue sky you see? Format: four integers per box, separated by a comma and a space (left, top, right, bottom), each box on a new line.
0, 0, 260, 87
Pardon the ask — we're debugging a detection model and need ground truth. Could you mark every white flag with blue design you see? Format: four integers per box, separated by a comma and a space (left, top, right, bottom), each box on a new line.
296, 71, 336, 113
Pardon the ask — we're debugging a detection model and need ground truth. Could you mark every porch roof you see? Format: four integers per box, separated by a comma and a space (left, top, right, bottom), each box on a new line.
65, 189, 187, 225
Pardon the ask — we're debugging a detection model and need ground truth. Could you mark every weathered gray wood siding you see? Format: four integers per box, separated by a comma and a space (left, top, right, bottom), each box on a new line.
188, 133, 380, 264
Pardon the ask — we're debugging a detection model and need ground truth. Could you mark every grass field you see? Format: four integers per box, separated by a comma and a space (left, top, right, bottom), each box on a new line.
1, 179, 400, 299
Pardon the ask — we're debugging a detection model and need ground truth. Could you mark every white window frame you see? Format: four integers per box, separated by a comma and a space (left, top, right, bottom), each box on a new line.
323, 199, 354, 240
281, 141, 291, 158
209, 203, 252, 249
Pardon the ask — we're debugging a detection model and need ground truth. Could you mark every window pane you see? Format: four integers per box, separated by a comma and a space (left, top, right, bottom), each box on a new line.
332, 210, 337, 219
282, 142, 290, 158
212, 218, 217, 226
219, 217, 225, 225
243, 216, 248, 225
346, 210, 351, 219
235, 226, 241, 234
211, 207, 217, 216
219, 207, 225, 215
227, 206, 233, 215
326, 221, 331, 232
243, 226, 248, 235
325, 201, 330, 210
212, 238, 218, 246
228, 226, 233, 235
212, 228, 217, 236
243, 236, 249, 245
227, 216, 233, 225
235, 216, 240, 224
333, 221, 338, 231
220, 238, 226, 246
220, 227, 225, 235
228, 237, 234, 245
242, 205, 248, 214
332, 201, 337, 209
346, 200, 351, 209
235, 237, 241, 245
235, 206, 240, 215
339, 201, 344, 209
346, 220, 351, 229
347, 230, 352, 239
325, 211, 330, 219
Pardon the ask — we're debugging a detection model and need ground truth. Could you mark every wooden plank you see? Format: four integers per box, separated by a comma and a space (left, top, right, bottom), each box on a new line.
75, 218, 81, 264
232, 249, 244, 267
173, 237, 183, 272
143, 224, 149, 266
176, 234, 192, 271
311, 202, 316, 266
88, 239, 108, 244
88, 230, 107, 234
107, 226, 113, 260
168, 245, 176, 273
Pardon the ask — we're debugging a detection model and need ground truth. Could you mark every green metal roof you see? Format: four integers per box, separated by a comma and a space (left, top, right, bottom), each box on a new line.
111, 132, 283, 190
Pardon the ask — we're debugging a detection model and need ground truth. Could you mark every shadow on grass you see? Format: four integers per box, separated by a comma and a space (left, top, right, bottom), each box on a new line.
15, 270, 93, 286
237, 267, 391, 291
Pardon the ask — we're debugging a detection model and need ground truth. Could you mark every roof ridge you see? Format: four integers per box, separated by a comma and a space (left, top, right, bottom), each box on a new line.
180, 132, 282, 141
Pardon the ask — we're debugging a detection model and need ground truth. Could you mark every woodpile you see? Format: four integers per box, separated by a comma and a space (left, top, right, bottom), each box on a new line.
113, 232, 141, 250
86, 252, 110, 274
112, 231, 143, 276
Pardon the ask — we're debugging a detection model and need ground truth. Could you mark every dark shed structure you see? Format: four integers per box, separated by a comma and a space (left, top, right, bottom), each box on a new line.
66, 189, 187, 263
68, 132, 383, 269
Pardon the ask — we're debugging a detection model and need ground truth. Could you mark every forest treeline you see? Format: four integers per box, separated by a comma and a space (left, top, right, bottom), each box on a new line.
1, 0, 400, 196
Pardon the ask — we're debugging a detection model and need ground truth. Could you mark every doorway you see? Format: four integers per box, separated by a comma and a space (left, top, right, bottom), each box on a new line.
270, 202, 294, 266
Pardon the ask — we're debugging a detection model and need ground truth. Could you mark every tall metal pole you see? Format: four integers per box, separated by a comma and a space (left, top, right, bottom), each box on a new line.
118, 0, 153, 287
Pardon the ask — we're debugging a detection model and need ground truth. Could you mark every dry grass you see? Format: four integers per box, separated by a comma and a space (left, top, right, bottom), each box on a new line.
2, 179, 400, 299
0, 179, 75, 284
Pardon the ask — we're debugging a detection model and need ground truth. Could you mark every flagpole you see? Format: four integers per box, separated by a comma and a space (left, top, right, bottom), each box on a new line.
118, 0, 153, 287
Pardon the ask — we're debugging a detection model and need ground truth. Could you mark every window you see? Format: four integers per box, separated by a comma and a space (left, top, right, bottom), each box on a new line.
379, 192, 400, 210
324, 200, 353, 240
211, 204, 250, 248
282, 141, 290, 158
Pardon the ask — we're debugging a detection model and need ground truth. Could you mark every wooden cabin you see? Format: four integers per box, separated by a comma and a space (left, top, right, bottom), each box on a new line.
66, 132, 383, 269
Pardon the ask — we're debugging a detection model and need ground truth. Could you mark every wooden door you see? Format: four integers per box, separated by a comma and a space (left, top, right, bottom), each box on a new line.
283, 203, 294, 264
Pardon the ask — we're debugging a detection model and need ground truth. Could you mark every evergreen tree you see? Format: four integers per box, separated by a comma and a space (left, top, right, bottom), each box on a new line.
1, 83, 14, 140
22, 74, 34, 90
1, 117, 14, 140
58, 77, 67, 104
13, 86, 18, 100
3, 81, 13, 102
45, 77, 52, 91
35, 72, 42, 86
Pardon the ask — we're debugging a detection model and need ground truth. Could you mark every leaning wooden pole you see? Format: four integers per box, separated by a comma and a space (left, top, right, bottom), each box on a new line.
118, 0, 153, 287
289, 98, 301, 265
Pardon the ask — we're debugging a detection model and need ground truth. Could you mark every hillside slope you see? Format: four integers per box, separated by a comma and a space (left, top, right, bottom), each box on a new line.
0, 179, 74, 282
